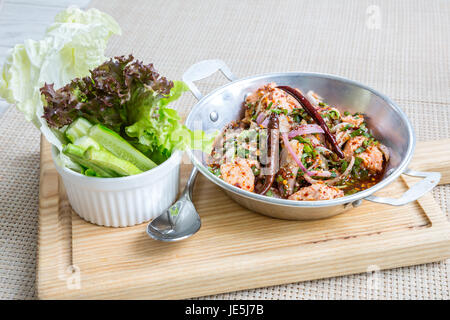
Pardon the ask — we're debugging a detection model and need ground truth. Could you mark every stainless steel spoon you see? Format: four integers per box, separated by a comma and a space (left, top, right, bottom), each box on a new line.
146, 167, 201, 241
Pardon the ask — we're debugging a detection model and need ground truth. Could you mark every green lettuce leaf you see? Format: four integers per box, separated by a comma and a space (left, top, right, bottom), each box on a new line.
125, 80, 216, 158
0, 6, 121, 149
40, 54, 215, 161
40, 55, 173, 131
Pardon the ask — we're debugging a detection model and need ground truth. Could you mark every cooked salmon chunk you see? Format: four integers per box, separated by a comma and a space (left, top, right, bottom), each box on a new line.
220, 158, 256, 192
343, 136, 365, 159
288, 183, 344, 201
358, 145, 384, 173
344, 136, 384, 173
341, 114, 364, 127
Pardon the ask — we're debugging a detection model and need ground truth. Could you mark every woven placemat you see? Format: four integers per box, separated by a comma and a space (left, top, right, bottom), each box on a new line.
0, 0, 449, 299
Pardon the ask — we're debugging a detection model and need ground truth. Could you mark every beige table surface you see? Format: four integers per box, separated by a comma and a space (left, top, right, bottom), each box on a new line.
1, 0, 449, 299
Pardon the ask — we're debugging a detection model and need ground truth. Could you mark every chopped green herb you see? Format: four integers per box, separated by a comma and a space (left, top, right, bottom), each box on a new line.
295, 136, 311, 145
360, 169, 369, 178
349, 128, 371, 138
355, 146, 365, 154
270, 108, 288, 115
341, 160, 348, 172
301, 153, 309, 167
271, 108, 282, 114
303, 144, 313, 153
328, 110, 340, 120
208, 167, 221, 177
252, 166, 260, 176
349, 129, 362, 137
354, 157, 363, 167
341, 124, 353, 131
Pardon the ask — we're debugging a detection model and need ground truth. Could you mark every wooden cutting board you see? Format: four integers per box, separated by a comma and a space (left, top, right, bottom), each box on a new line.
36, 137, 450, 299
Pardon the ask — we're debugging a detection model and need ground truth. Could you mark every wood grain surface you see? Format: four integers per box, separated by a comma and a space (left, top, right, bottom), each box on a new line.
36, 137, 450, 299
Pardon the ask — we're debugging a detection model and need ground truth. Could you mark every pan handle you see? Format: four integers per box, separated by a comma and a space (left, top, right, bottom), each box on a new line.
182, 60, 237, 100
364, 169, 441, 206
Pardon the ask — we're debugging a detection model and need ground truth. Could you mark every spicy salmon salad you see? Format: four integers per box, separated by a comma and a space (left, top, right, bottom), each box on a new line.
208, 83, 390, 201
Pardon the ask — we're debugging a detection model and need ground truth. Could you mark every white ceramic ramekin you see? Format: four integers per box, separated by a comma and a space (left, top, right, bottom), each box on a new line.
52, 146, 181, 227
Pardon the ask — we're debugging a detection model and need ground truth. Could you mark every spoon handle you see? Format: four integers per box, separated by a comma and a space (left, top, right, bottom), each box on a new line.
184, 167, 198, 200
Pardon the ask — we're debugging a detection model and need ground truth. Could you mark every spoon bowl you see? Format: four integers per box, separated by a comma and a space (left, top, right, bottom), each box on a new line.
147, 167, 201, 241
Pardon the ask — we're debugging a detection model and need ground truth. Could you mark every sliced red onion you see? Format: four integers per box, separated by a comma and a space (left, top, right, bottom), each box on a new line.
330, 122, 347, 133
309, 170, 333, 177
307, 157, 320, 170
315, 146, 333, 155
281, 132, 311, 176
256, 112, 266, 125
319, 153, 330, 170
306, 90, 321, 106
378, 143, 390, 162
309, 134, 323, 146
303, 173, 322, 184
261, 117, 270, 128
288, 124, 324, 139
336, 131, 350, 147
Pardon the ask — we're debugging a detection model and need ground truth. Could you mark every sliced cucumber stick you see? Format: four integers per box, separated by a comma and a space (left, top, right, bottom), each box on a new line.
63, 143, 86, 158
73, 136, 101, 151
85, 147, 143, 176
88, 124, 156, 171
62, 144, 117, 178
65, 117, 93, 143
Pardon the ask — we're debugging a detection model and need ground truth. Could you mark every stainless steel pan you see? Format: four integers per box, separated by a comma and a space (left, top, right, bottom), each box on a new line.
183, 60, 440, 220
